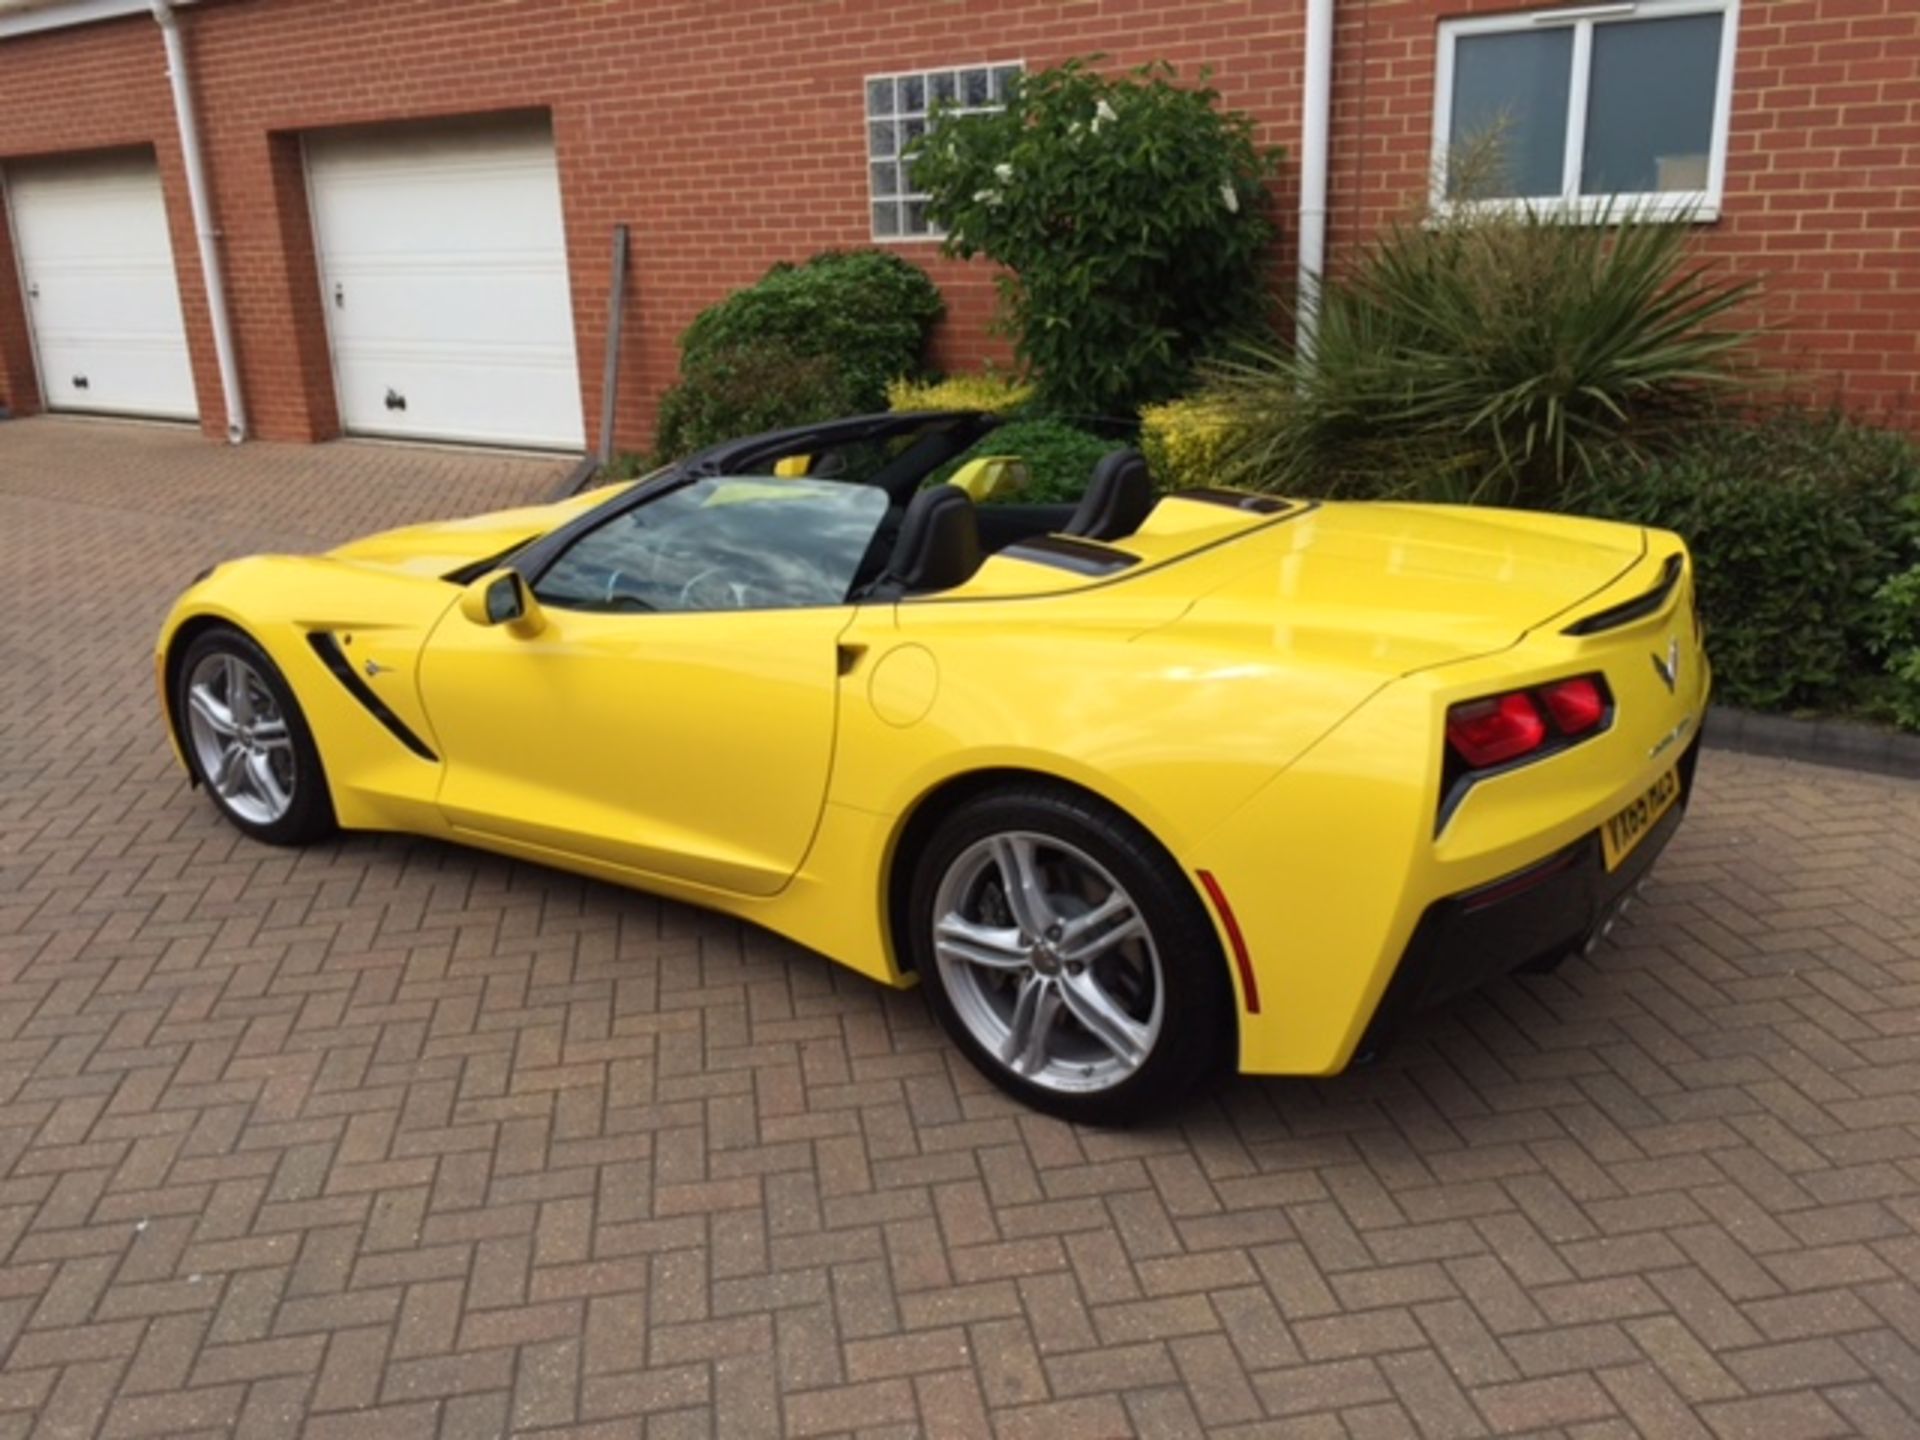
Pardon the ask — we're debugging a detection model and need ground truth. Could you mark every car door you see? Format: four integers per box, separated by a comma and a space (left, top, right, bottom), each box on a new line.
416, 476, 890, 897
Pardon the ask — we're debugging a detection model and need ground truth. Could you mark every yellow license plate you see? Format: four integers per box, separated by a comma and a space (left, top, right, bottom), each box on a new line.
1601, 768, 1680, 870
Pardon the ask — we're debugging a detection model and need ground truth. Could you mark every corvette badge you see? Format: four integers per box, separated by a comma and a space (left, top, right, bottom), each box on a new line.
1651, 637, 1680, 694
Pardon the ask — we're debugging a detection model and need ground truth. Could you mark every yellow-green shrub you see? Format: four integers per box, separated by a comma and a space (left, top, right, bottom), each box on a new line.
1139, 395, 1234, 489
886, 372, 1033, 415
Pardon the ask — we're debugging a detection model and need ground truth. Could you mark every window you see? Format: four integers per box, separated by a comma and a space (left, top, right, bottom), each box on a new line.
534, 477, 892, 614
1433, 1, 1738, 220
865, 62, 1021, 240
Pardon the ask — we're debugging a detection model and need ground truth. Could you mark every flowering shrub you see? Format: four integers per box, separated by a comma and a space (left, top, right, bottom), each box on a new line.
886, 372, 1033, 415
1139, 395, 1234, 490
909, 58, 1278, 418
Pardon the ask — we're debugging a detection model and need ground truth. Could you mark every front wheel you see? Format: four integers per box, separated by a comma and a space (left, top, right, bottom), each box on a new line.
906, 785, 1233, 1125
176, 625, 336, 846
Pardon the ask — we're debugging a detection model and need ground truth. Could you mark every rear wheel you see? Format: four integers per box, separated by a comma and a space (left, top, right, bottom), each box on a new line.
907, 784, 1232, 1124
176, 626, 335, 846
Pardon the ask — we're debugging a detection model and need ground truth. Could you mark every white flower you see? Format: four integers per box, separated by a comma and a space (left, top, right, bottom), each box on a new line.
993, 162, 1014, 183
1094, 98, 1118, 130
1220, 182, 1240, 213
972, 188, 1003, 209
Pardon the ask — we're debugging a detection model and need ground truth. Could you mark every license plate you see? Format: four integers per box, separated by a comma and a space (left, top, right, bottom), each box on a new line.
1602, 768, 1680, 870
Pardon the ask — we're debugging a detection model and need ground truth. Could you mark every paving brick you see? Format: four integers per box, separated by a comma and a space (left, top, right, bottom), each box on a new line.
0, 419, 1917, 1437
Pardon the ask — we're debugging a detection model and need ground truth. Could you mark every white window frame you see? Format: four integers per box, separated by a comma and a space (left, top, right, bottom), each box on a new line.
864, 61, 1022, 243
1431, 0, 1740, 223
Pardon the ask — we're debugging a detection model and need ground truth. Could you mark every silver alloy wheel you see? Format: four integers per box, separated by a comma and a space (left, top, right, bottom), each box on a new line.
931, 830, 1165, 1094
185, 652, 297, 826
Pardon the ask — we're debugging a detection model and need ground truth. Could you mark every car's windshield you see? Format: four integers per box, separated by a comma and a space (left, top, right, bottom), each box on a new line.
534, 475, 892, 613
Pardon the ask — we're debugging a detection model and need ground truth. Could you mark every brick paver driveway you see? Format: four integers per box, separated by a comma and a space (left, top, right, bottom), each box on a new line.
2, 416, 1918, 1440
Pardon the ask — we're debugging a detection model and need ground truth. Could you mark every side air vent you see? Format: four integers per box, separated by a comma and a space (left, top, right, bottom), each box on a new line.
306, 632, 439, 761
1002, 534, 1140, 577
1563, 554, 1684, 636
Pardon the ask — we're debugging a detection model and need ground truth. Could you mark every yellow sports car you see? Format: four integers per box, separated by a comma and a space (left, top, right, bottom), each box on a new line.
157, 411, 1709, 1122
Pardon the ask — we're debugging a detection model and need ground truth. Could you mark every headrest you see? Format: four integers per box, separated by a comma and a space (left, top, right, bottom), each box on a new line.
884, 484, 983, 594
1066, 449, 1155, 542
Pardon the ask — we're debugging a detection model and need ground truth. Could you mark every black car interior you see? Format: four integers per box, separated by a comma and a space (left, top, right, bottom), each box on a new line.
514, 412, 1170, 606
859, 441, 1159, 598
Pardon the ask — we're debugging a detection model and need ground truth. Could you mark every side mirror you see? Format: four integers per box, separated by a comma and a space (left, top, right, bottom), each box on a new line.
459, 569, 547, 636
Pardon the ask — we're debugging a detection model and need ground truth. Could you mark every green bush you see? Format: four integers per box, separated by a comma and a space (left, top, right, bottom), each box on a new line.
1204, 202, 1760, 509
1867, 486, 1920, 729
1138, 395, 1233, 490
930, 418, 1117, 504
910, 58, 1279, 418
654, 250, 944, 458
1568, 410, 1920, 715
1871, 563, 1920, 731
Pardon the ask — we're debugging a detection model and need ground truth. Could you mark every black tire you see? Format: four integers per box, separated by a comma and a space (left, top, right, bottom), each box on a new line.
174, 625, 336, 847
906, 782, 1233, 1125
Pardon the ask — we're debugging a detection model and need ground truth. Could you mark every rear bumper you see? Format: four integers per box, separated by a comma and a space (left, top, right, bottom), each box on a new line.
1355, 731, 1701, 1058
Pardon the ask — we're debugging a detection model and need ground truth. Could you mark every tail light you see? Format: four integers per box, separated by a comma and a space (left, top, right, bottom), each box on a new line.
1446, 693, 1547, 767
1539, 676, 1606, 735
1446, 673, 1611, 770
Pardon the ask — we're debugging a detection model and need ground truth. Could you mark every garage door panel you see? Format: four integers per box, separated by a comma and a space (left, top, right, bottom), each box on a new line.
40, 265, 190, 338
324, 264, 575, 351
310, 160, 567, 255
7, 152, 198, 421
32, 332, 198, 416
307, 120, 585, 450
331, 347, 586, 449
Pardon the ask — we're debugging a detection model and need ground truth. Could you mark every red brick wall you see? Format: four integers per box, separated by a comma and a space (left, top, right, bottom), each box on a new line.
0, 195, 37, 416
0, 0, 1913, 450
1328, 0, 1920, 423
0, 0, 1305, 450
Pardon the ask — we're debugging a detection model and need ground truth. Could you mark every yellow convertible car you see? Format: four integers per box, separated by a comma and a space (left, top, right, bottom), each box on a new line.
158, 411, 1709, 1122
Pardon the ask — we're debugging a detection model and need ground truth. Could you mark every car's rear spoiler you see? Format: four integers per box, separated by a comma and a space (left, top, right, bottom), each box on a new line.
1562, 552, 1685, 636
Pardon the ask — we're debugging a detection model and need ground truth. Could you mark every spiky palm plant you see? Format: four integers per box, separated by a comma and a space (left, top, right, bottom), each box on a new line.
1206, 201, 1764, 507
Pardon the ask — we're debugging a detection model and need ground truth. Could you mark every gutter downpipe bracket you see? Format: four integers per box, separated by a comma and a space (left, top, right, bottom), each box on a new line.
151, 0, 246, 443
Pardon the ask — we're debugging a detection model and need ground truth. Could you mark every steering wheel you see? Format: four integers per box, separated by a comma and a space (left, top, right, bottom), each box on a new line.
601, 569, 657, 611
678, 565, 754, 611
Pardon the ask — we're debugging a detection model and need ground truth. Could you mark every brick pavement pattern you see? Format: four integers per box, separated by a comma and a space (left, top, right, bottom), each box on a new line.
2, 416, 1918, 1439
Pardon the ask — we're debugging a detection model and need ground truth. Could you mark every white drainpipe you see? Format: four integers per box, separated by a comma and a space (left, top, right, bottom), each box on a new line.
1297, 0, 1335, 364
151, 0, 246, 442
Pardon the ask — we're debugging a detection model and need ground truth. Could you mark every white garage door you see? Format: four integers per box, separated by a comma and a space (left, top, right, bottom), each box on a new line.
306, 119, 585, 450
6, 151, 198, 421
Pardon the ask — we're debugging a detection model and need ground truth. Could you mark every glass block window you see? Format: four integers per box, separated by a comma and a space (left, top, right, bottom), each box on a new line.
866, 62, 1022, 240
1434, 1, 1737, 221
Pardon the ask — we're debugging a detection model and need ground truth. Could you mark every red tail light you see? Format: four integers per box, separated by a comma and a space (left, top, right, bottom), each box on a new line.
1446, 693, 1547, 767
1540, 676, 1606, 735
1446, 673, 1612, 771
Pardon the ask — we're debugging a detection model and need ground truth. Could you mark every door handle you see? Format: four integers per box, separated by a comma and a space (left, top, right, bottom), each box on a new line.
384, 388, 407, 412
26, 282, 38, 299
835, 642, 867, 676
332, 282, 345, 308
